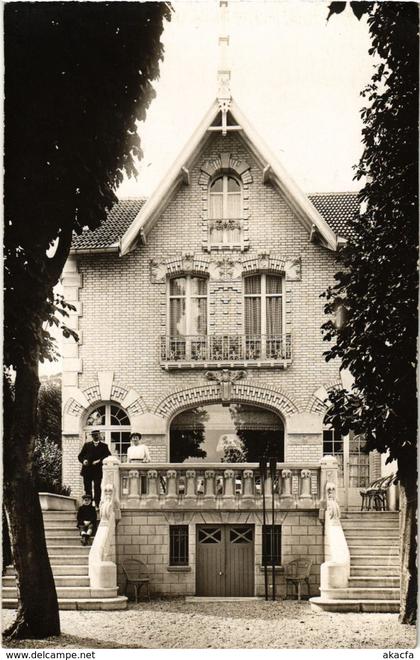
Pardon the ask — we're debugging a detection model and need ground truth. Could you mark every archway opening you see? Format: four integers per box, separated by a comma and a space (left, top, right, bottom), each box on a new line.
170, 403, 284, 463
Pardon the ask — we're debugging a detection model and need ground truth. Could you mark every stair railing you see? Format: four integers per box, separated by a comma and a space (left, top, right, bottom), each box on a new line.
89, 456, 121, 589
319, 456, 350, 596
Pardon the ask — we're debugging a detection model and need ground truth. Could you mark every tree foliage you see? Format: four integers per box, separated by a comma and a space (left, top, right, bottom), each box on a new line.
3, 2, 170, 639
37, 382, 62, 446
324, 2, 418, 624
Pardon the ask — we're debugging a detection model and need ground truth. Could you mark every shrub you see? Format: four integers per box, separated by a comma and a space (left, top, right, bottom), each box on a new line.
33, 437, 71, 496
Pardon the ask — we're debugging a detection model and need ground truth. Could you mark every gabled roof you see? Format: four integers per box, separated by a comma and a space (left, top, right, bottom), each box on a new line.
69, 99, 360, 255
119, 98, 341, 255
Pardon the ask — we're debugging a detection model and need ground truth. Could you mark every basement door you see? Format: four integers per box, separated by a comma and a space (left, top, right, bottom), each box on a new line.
196, 525, 255, 596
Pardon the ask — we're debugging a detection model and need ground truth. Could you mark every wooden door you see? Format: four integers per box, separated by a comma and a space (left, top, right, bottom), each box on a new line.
196, 525, 254, 596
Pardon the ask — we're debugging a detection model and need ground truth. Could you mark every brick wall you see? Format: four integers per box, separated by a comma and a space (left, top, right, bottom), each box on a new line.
75, 130, 339, 418
116, 508, 322, 598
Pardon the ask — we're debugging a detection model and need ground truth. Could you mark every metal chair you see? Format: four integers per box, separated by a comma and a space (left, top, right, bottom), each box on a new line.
121, 559, 150, 602
284, 558, 312, 601
360, 473, 395, 511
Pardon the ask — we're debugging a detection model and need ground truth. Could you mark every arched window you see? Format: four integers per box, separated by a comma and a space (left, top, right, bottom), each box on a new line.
209, 175, 242, 246
85, 403, 131, 462
244, 273, 284, 358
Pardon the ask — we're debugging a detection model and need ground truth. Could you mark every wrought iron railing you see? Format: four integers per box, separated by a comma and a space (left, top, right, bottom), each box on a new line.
160, 334, 292, 363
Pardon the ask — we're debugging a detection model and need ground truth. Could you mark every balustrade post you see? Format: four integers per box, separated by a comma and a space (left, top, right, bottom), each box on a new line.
166, 469, 178, 501
223, 469, 235, 500
242, 469, 254, 499
128, 470, 140, 502
185, 470, 196, 499
300, 469, 312, 500
280, 468, 292, 499
204, 470, 216, 500
146, 469, 159, 500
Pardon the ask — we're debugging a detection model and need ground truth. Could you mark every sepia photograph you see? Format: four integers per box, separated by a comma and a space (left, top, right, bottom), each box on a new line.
2, 0, 418, 653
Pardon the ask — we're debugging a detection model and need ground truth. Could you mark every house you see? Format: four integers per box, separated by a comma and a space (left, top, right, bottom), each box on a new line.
54, 6, 399, 610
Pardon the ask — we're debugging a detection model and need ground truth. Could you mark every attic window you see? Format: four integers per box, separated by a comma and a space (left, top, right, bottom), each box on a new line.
208, 174, 242, 248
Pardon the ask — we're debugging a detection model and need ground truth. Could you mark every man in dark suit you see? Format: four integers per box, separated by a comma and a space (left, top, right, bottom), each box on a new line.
78, 430, 111, 507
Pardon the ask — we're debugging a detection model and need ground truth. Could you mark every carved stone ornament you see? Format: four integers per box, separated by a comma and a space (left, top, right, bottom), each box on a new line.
205, 369, 246, 404
208, 257, 242, 281
326, 481, 341, 522
99, 483, 114, 522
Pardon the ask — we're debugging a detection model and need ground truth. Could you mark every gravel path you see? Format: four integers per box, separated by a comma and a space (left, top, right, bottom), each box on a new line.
2, 600, 417, 649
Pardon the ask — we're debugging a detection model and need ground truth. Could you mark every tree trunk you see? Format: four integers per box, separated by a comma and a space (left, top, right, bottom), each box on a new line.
3, 358, 60, 639
399, 461, 417, 625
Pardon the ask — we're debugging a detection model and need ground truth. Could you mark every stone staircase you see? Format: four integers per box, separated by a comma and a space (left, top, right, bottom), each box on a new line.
311, 511, 400, 613
3, 509, 127, 610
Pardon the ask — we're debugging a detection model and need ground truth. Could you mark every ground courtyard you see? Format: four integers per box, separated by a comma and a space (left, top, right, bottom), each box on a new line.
2, 600, 417, 649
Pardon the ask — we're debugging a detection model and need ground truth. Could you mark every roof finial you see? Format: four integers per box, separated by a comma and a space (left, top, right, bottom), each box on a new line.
217, 0, 231, 136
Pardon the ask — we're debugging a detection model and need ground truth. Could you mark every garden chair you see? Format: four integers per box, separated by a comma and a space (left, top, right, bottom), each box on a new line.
360, 473, 395, 511
284, 558, 312, 601
121, 559, 150, 602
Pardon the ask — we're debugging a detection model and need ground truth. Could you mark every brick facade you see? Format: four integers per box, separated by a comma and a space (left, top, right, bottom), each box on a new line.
60, 126, 359, 598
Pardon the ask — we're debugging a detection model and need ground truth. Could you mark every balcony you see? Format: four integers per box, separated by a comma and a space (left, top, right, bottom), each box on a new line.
119, 462, 320, 511
160, 334, 292, 369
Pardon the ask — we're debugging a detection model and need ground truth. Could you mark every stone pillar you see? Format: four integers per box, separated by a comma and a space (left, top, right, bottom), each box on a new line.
204, 470, 216, 500
280, 469, 292, 499
242, 470, 254, 500
101, 456, 121, 517
166, 469, 177, 501
146, 470, 159, 500
185, 470, 196, 499
127, 470, 140, 502
300, 469, 312, 500
264, 472, 272, 498
320, 456, 339, 508
223, 469, 235, 500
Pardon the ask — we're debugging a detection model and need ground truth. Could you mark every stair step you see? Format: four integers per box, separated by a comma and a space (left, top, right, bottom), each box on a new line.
45, 528, 82, 537
42, 512, 78, 520
47, 555, 90, 565
310, 597, 399, 613
3, 586, 119, 599
350, 564, 400, 576
321, 587, 400, 600
345, 536, 399, 546
46, 537, 86, 546
349, 546, 399, 557
350, 555, 399, 567
3, 575, 90, 588
2, 597, 128, 611
349, 577, 399, 588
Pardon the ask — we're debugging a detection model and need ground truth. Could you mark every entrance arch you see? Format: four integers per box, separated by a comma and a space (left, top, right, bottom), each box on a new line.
170, 402, 284, 463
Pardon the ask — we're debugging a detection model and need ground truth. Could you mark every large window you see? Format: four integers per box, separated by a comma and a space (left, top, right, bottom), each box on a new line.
323, 426, 344, 488
244, 274, 284, 358
85, 403, 131, 462
169, 276, 207, 337
349, 434, 369, 488
209, 175, 242, 246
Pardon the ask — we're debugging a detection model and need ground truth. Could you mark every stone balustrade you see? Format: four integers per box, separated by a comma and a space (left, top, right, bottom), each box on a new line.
118, 463, 321, 510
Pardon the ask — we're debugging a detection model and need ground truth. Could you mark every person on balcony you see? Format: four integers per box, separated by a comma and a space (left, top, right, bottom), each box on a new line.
127, 432, 151, 463
78, 430, 111, 508
127, 433, 151, 495
76, 494, 97, 545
